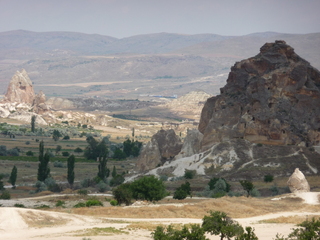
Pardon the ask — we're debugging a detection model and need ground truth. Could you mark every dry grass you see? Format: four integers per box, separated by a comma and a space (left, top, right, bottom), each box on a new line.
69, 196, 320, 219
72, 227, 129, 236
20, 210, 69, 228
259, 215, 320, 224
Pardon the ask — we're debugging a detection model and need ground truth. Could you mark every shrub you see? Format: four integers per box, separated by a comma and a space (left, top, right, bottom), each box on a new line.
35, 204, 50, 209
85, 199, 103, 207
34, 181, 47, 192
26, 150, 34, 156
25, 141, 30, 145
77, 189, 88, 195
130, 175, 167, 202
173, 187, 188, 200
112, 183, 133, 206
14, 203, 25, 208
110, 199, 118, 206
264, 174, 274, 183
55, 200, 65, 207
73, 202, 86, 208
62, 151, 70, 157
184, 169, 196, 179
208, 177, 231, 192
239, 180, 254, 197
152, 224, 207, 240
97, 181, 109, 192
0, 190, 11, 200
53, 161, 64, 168
80, 178, 95, 188
74, 147, 83, 153
110, 174, 125, 187
45, 178, 62, 192
63, 135, 70, 140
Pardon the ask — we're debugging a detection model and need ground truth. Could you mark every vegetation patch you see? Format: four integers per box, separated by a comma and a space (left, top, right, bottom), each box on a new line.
20, 211, 69, 228
73, 227, 128, 236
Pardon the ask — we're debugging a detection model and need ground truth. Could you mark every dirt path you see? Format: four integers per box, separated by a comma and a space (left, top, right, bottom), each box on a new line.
0, 207, 319, 240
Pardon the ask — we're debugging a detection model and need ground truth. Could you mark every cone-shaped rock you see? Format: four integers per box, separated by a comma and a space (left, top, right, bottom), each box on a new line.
287, 168, 310, 193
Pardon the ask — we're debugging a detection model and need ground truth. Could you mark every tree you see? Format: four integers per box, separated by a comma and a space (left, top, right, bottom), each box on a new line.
209, 178, 231, 192
112, 166, 117, 178
264, 174, 274, 183
37, 141, 50, 181
239, 180, 254, 197
52, 129, 61, 141
173, 181, 191, 200
31, 115, 36, 133
236, 227, 258, 240
9, 165, 17, 188
67, 155, 75, 186
152, 224, 208, 240
130, 175, 167, 202
110, 174, 125, 187
0, 175, 4, 190
289, 217, 320, 240
84, 136, 108, 160
112, 183, 133, 206
202, 211, 244, 240
112, 147, 126, 160
184, 169, 196, 179
97, 155, 109, 181
55, 145, 62, 155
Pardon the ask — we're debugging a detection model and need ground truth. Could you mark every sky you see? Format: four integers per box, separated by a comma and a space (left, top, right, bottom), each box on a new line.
1, 0, 320, 38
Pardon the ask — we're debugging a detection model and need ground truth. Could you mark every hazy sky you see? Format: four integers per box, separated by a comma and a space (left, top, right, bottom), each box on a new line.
1, 0, 320, 38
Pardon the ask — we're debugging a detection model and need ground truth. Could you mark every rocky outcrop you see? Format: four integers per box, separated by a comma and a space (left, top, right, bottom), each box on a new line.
135, 129, 183, 172
175, 129, 203, 159
33, 91, 48, 114
287, 168, 310, 193
8, 112, 47, 125
46, 97, 75, 110
144, 139, 320, 179
199, 41, 320, 150
4, 69, 35, 105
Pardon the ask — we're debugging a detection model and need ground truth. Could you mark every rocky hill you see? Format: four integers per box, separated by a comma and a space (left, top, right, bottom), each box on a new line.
199, 40, 320, 150
134, 41, 320, 180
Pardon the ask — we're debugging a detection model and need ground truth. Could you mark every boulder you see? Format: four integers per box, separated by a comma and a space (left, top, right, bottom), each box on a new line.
33, 91, 48, 114
135, 129, 183, 172
287, 168, 310, 193
199, 41, 320, 150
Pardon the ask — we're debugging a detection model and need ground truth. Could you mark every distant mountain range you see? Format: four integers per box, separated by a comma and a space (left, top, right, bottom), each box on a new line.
0, 30, 319, 99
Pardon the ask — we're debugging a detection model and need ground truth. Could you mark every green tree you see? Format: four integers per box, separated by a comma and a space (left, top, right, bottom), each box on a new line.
112, 183, 133, 206
130, 175, 167, 202
67, 154, 75, 186
37, 141, 50, 181
31, 115, 36, 133
184, 169, 196, 179
110, 174, 125, 187
0, 175, 4, 190
173, 181, 191, 200
84, 136, 108, 160
9, 165, 17, 188
239, 180, 254, 197
55, 145, 62, 155
236, 227, 258, 240
152, 224, 208, 240
264, 174, 274, 183
52, 129, 61, 141
202, 211, 244, 240
112, 166, 117, 178
288, 217, 320, 240
209, 178, 231, 192
112, 147, 126, 160
97, 155, 109, 181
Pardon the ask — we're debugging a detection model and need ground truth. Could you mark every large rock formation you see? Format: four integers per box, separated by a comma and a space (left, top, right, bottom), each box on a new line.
136, 129, 183, 172
33, 91, 49, 114
175, 129, 203, 159
199, 41, 320, 150
4, 69, 35, 105
287, 168, 310, 193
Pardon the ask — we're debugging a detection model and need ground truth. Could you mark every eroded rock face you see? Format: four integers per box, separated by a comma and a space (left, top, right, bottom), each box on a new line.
175, 129, 203, 159
136, 129, 183, 172
33, 91, 48, 114
287, 168, 310, 193
4, 69, 35, 105
199, 41, 320, 150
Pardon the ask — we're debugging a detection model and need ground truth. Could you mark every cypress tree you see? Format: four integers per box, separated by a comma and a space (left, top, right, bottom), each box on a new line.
67, 154, 75, 186
9, 165, 17, 188
31, 115, 36, 133
112, 166, 117, 178
37, 141, 50, 181
97, 155, 109, 180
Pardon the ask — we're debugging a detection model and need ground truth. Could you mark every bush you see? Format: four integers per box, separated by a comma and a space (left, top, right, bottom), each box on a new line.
74, 147, 83, 153
80, 178, 95, 188
264, 174, 274, 183
0, 190, 11, 199
25, 141, 30, 145
45, 178, 62, 192
77, 189, 88, 195
208, 177, 231, 192
97, 181, 109, 192
35, 204, 50, 209
110, 174, 125, 187
85, 199, 103, 207
184, 169, 196, 179
73, 202, 86, 208
130, 175, 167, 202
14, 203, 25, 208
26, 150, 34, 156
63, 135, 70, 140
110, 199, 118, 206
53, 161, 65, 168
112, 183, 133, 206
173, 188, 188, 200
152, 224, 207, 240
34, 181, 47, 193
62, 151, 70, 157
55, 200, 65, 207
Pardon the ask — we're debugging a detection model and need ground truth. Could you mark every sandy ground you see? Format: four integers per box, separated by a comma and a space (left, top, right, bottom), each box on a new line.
0, 192, 319, 240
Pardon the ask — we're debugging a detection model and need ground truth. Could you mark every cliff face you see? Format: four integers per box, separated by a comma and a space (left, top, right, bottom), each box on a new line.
199, 41, 320, 150
4, 69, 35, 105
